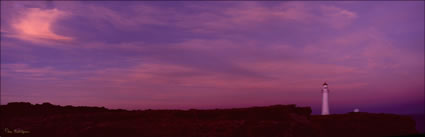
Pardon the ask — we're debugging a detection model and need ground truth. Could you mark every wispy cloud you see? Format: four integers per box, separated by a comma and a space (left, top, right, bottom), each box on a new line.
318, 5, 358, 29
1, 63, 79, 81
6, 8, 72, 44
0, 28, 8, 33
82, 5, 165, 31
174, 2, 358, 33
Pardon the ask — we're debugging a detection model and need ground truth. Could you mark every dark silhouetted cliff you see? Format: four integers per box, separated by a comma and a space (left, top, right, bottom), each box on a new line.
0, 102, 420, 137
311, 112, 418, 137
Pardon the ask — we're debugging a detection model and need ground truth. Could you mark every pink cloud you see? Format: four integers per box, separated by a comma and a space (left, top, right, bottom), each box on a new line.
6, 8, 72, 44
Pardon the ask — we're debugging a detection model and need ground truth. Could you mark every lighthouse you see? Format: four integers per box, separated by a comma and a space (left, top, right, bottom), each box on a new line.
321, 82, 330, 115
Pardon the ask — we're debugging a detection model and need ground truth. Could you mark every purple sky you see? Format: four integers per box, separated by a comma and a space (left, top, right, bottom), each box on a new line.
1, 1, 424, 114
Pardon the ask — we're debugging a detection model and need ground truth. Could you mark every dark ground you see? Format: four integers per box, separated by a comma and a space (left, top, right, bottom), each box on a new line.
408, 114, 425, 133
0, 102, 422, 137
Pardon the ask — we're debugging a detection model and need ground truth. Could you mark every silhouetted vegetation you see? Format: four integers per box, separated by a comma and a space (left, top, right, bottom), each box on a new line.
0, 102, 420, 137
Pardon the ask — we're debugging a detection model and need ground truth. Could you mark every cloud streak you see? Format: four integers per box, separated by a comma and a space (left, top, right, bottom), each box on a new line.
6, 8, 72, 44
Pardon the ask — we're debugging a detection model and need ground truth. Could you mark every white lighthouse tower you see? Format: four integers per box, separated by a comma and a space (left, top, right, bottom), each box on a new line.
321, 82, 330, 115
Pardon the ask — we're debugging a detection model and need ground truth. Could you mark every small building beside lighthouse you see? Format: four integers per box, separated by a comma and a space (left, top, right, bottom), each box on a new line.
321, 82, 330, 115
